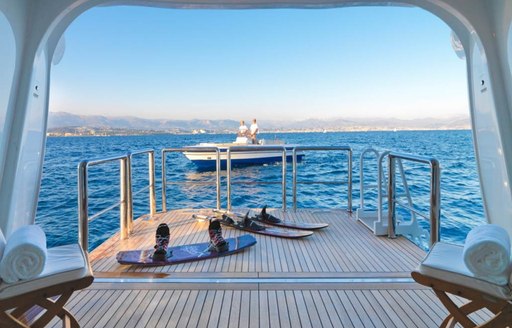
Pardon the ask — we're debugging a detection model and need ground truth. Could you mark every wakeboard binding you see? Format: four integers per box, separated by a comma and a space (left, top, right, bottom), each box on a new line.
208, 219, 229, 252
153, 223, 170, 261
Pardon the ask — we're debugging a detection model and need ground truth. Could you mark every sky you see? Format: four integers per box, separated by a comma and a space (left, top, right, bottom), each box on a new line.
49, 5, 469, 121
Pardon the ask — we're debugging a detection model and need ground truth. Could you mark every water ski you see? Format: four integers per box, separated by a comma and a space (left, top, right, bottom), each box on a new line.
116, 234, 256, 266
254, 206, 328, 230
198, 212, 313, 239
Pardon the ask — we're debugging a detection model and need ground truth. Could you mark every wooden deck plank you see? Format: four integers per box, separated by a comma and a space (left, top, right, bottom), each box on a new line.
360, 290, 397, 328
73, 208, 493, 328
326, 290, 355, 328
345, 290, 376, 328
275, 290, 291, 328
397, 289, 443, 328
207, 291, 225, 328
381, 290, 424, 328
167, 290, 191, 328
259, 290, 270, 328
292, 290, 312, 328
60, 287, 494, 328
72, 290, 111, 327
317, 290, 341, 327
175, 290, 200, 328
157, 290, 184, 328
301, 290, 322, 328
336, 290, 364, 327
125, 290, 158, 328
267, 290, 281, 328
217, 290, 233, 328
353, 290, 384, 327
283, 290, 300, 327
310, 290, 334, 328
90, 208, 425, 276
144, 290, 175, 328
249, 290, 260, 328
196, 290, 214, 328
114, 290, 150, 328
185, 290, 208, 328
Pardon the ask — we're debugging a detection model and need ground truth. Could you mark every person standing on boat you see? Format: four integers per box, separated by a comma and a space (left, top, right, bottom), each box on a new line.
250, 118, 259, 144
238, 120, 249, 137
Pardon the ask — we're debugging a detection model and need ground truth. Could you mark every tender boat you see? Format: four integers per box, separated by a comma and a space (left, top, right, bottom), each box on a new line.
1, 1, 512, 327
183, 137, 305, 169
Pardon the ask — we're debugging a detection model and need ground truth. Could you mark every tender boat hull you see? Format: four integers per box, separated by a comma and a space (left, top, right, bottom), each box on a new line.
184, 147, 305, 170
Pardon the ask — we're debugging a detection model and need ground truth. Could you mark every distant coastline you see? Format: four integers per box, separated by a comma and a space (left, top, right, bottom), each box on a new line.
47, 111, 471, 137
46, 126, 471, 137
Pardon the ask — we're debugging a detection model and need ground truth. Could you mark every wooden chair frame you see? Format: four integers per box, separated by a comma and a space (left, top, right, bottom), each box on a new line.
412, 271, 512, 328
0, 275, 93, 328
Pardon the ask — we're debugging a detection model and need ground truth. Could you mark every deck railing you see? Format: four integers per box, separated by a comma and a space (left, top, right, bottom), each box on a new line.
77, 149, 156, 252
225, 146, 287, 211
161, 147, 221, 212
292, 146, 352, 211
79, 145, 353, 250
357, 148, 420, 237
387, 152, 441, 247
161, 145, 353, 212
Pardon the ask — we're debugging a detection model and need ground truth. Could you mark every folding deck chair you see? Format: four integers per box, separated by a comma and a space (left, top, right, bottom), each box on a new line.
412, 242, 512, 328
0, 244, 94, 327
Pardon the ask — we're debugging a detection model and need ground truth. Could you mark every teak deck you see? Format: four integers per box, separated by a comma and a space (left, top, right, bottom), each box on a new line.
50, 209, 492, 327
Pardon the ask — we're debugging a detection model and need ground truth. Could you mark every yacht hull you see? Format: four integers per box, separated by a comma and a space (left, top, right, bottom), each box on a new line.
184, 147, 305, 170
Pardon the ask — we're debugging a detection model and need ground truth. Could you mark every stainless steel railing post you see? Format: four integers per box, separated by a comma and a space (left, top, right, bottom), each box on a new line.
126, 153, 133, 234
292, 148, 297, 211
430, 159, 441, 246
78, 161, 89, 252
149, 150, 156, 216
227, 148, 232, 211
347, 149, 353, 212
387, 155, 397, 239
120, 158, 128, 240
282, 148, 287, 211
161, 150, 167, 213
215, 150, 221, 210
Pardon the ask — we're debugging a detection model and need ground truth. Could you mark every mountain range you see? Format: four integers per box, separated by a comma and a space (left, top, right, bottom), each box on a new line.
47, 111, 471, 135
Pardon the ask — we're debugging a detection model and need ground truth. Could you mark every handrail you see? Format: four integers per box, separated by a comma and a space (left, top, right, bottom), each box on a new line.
359, 149, 417, 226
376, 151, 391, 222
292, 146, 352, 211
161, 147, 221, 212
226, 145, 287, 211
78, 155, 129, 253
78, 149, 156, 252
387, 152, 441, 247
127, 149, 157, 233
359, 148, 380, 211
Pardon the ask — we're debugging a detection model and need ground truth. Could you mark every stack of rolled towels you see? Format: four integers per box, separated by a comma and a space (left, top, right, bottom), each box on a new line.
463, 224, 511, 285
0, 225, 47, 284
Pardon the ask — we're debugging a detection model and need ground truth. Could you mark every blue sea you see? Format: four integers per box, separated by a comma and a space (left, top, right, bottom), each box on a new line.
36, 130, 485, 251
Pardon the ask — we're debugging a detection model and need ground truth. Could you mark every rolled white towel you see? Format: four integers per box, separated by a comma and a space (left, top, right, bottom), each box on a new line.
463, 224, 511, 285
0, 225, 47, 284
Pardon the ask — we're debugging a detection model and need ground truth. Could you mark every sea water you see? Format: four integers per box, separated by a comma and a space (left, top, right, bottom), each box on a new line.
36, 130, 485, 250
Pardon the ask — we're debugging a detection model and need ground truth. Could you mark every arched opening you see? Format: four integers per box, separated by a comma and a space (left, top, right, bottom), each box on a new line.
41, 5, 483, 248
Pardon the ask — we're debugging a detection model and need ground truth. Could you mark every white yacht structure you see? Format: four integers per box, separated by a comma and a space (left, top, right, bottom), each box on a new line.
1, 1, 512, 327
